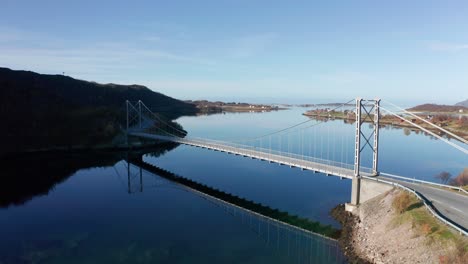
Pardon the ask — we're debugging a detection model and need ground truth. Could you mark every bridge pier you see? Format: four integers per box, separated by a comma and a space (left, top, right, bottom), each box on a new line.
350, 176, 361, 205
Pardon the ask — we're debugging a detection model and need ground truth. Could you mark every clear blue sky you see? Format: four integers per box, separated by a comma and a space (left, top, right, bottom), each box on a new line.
1, 0, 467, 104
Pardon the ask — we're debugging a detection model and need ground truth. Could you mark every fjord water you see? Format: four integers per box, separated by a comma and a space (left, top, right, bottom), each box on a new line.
1, 107, 465, 263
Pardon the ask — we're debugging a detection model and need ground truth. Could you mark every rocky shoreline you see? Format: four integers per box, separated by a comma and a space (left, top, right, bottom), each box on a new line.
331, 189, 467, 264
331, 204, 372, 264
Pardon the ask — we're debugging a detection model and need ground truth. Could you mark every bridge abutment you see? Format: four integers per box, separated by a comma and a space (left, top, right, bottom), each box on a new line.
346, 178, 393, 213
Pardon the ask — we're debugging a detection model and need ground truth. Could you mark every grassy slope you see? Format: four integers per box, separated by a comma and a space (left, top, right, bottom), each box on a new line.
391, 191, 467, 263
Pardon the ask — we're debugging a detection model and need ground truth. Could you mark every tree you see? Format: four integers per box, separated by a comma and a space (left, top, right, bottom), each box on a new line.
433, 114, 450, 123
450, 168, 468, 187
403, 127, 411, 136
458, 116, 468, 129
434, 171, 452, 184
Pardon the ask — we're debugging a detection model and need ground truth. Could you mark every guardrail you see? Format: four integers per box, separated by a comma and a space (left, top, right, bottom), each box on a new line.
362, 175, 468, 236
380, 172, 468, 195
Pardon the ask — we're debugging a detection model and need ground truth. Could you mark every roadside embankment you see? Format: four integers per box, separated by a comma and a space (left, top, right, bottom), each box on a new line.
332, 188, 468, 263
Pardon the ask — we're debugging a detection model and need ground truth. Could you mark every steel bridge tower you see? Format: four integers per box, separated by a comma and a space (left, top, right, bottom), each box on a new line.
350, 98, 380, 206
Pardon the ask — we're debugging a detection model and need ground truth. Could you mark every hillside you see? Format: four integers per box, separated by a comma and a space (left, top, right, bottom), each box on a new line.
456, 99, 468, 108
0, 67, 197, 155
407, 103, 467, 112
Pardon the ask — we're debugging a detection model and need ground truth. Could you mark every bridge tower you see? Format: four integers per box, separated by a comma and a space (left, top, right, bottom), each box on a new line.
350, 98, 380, 206
125, 100, 142, 146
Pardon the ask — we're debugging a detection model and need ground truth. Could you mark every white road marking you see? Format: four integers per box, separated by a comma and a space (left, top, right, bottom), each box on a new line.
401, 181, 468, 199
450, 207, 463, 213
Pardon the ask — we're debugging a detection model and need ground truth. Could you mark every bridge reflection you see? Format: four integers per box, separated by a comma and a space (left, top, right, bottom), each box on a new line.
120, 160, 347, 264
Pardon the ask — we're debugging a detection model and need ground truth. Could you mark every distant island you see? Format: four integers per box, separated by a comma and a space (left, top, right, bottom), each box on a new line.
186, 100, 284, 114
303, 101, 468, 141
407, 103, 467, 113
298, 103, 354, 108
0, 67, 197, 156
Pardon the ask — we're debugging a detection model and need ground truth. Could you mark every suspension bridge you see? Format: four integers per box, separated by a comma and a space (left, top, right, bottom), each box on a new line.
126, 98, 468, 235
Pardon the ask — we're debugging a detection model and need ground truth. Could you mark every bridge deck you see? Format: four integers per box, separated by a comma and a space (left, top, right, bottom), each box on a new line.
130, 132, 374, 179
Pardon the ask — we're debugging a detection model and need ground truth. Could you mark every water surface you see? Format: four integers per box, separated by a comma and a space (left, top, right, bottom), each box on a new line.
1, 107, 465, 263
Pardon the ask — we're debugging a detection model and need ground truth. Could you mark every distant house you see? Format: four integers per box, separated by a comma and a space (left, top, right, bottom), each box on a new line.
459, 109, 464, 113
426, 115, 434, 120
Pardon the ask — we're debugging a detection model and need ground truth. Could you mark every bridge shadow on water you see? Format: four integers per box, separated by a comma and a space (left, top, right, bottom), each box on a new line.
126, 153, 347, 264
0, 144, 348, 263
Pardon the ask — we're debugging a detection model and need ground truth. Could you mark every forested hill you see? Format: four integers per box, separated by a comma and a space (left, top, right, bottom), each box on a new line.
407, 103, 467, 112
0, 67, 197, 155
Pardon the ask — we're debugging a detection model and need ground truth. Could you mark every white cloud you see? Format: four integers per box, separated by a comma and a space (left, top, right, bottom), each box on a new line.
0, 27, 215, 79
429, 41, 468, 52
142, 78, 290, 98
0, 31, 20, 43
142, 35, 161, 42
229, 33, 277, 58
317, 71, 374, 85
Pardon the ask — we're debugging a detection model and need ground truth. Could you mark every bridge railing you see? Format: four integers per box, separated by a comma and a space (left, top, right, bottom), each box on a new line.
175, 136, 374, 175
380, 172, 468, 194
128, 130, 374, 177
176, 136, 468, 195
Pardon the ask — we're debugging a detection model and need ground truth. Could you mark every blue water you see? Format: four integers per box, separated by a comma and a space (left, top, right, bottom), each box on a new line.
0, 107, 465, 263
0, 157, 345, 263
175, 107, 467, 181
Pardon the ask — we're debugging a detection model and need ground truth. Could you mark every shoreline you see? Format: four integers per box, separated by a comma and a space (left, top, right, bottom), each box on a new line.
0, 141, 170, 159
303, 112, 468, 141
331, 204, 372, 264
186, 100, 287, 114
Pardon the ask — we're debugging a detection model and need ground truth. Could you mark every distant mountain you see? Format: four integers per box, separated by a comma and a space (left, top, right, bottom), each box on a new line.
455, 99, 468, 108
0, 67, 197, 154
407, 103, 467, 112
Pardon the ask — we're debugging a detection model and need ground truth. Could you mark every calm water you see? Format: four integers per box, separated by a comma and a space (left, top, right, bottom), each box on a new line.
1, 107, 466, 263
